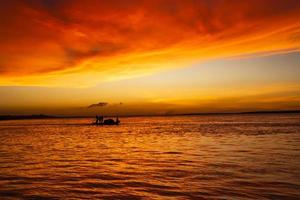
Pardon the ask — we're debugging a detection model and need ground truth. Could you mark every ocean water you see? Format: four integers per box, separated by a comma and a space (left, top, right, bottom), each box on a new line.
0, 114, 299, 200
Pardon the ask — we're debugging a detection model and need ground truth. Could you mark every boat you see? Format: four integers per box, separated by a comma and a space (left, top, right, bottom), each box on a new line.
92, 117, 120, 126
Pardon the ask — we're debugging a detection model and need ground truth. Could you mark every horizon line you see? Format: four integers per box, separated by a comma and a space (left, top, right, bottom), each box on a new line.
1, 110, 300, 121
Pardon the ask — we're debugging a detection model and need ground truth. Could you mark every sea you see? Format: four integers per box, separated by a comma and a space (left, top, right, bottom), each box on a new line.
0, 114, 299, 199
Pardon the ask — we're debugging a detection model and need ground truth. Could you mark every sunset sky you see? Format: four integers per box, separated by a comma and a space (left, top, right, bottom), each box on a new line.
0, 0, 300, 116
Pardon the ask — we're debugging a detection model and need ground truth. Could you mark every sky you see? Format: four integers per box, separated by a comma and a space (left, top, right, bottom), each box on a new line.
0, 0, 300, 116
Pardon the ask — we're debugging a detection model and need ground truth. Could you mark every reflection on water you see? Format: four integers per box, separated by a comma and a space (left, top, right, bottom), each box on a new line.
0, 114, 300, 199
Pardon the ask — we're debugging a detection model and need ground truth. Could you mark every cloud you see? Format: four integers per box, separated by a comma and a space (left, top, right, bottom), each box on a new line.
0, 0, 300, 86
87, 101, 123, 108
87, 102, 108, 108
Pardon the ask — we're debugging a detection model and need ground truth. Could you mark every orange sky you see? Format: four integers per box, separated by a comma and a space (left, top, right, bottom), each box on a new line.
0, 0, 300, 115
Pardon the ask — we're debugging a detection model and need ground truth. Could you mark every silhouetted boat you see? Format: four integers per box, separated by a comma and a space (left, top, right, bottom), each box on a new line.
92, 118, 120, 126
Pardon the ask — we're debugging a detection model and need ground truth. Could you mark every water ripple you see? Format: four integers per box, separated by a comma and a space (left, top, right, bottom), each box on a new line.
0, 114, 300, 199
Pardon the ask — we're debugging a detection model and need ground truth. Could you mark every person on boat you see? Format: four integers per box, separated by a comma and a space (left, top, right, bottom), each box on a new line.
116, 117, 120, 124
99, 116, 104, 124
95, 115, 99, 125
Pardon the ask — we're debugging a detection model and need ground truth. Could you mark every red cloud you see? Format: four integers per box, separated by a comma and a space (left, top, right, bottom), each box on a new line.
0, 0, 299, 85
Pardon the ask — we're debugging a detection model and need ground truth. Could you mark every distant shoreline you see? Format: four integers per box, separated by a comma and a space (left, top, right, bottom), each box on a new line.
0, 110, 300, 121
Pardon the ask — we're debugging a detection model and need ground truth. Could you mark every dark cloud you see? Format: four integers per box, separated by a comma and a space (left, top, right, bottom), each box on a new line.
88, 102, 108, 108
